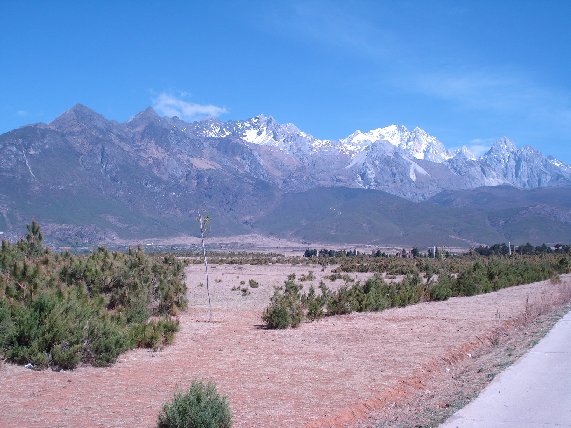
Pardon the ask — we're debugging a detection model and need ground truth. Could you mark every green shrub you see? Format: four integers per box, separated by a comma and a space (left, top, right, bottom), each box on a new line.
158, 317, 180, 345
51, 342, 82, 370
0, 223, 187, 370
130, 318, 180, 350
327, 285, 358, 315
261, 253, 571, 328
157, 380, 232, 428
429, 276, 453, 301
359, 278, 390, 311
262, 281, 303, 329
302, 285, 325, 321
391, 274, 424, 307
299, 271, 315, 282
87, 317, 129, 367
130, 323, 162, 350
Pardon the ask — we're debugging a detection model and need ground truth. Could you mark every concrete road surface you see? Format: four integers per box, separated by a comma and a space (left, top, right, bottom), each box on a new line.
441, 310, 571, 427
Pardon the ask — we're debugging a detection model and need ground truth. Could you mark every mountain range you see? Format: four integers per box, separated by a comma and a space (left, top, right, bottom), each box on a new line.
1, 104, 571, 247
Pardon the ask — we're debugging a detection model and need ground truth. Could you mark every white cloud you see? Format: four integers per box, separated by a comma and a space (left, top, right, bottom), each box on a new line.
152, 93, 227, 121
450, 138, 496, 158
263, 1, 394, 61
466, 140, 494, 157
16, 110, 28, 117
409, 70, 525, 111
406, 69, 571, 133
450, 138, 497, 158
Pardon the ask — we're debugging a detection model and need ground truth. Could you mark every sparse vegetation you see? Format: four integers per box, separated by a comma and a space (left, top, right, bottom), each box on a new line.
157, 380, 232, 428
0, 222, 187, 369
262, 279, 304, 329
299, 271, 315, 282
326, 272, 354, 282
262, 253, 571, 329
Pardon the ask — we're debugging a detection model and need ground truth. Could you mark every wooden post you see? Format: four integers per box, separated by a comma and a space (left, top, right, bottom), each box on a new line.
198, 212, 212, 322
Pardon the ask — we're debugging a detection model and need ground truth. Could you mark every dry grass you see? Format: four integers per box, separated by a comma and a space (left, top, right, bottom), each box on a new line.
0, 267, 570, 428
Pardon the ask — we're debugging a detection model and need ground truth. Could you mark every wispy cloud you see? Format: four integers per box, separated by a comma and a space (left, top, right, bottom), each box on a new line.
451, 138, 496, 157
271, 2, 571, 137
468, 145, 491, 157
152, 92, 227, 121
467, 138, 495, 156
16, 110, 28, 117
406, 68, 571, 133
265, 1, 395, 61
259, 1, 571, 157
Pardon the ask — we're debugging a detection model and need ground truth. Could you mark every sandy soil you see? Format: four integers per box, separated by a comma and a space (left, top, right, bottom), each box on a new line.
1, 266, 570, 428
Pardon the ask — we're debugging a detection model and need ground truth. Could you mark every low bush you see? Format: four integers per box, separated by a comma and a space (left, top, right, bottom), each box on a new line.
428, 275, 453, 301
0, 222, 187, 370
157, 380, 232, 428
299, 271, 315, 282
302, 285, 325, 321
262, 280, 303, 329
262, 254, 571, 329
130, 318, 180, 351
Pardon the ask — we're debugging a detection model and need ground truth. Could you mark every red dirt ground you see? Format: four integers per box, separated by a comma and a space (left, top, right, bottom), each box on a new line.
1, 268, 570, 428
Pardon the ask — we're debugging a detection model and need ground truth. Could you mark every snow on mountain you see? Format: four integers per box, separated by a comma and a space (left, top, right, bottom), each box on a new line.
452, 146, 477, 161
34, 105, 571, 202
181, 114, 335, 157
184, 116, 454, 165
484, 137, 517, 163
548, 156, 571, 173
173, 113, 571, 198
464, 137, 571, 189
339, 125, 452, 162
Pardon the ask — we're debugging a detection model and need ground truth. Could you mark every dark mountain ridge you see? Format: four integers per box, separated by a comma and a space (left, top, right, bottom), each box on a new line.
1, 104, 570, 247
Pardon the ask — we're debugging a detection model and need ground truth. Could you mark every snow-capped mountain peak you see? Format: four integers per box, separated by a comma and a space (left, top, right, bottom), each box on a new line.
548, 156, 570, 170
179, 115, 453, 163
5, 104, 571, 212
132, 109, 571, 198
339, 124, 452, 162
453, 145, 477, 161
488, 137, 517, 154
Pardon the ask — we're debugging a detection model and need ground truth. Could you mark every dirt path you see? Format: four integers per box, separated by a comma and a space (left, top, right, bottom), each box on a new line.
1, 267, 570, 427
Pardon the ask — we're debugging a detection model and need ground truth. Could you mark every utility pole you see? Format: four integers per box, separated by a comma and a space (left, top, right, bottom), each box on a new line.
198, 212, 212, 322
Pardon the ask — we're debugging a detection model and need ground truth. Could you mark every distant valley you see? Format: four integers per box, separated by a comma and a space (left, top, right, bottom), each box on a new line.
1, 104, 571, 247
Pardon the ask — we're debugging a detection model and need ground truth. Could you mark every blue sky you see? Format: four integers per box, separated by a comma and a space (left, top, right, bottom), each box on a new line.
2, 0, 571, 161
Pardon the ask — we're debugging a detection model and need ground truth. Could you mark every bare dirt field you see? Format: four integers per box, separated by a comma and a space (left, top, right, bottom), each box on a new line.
115, 234, 468, 256
1, 265, 570, 428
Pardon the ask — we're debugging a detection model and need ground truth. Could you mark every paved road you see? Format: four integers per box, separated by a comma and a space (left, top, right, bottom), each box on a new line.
441, 310, 571, 427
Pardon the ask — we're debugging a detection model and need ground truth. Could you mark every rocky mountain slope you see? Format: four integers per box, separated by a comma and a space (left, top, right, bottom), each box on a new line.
255, 186, 571, 246
178, 111, 571, 199
1, 104, 570, 245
